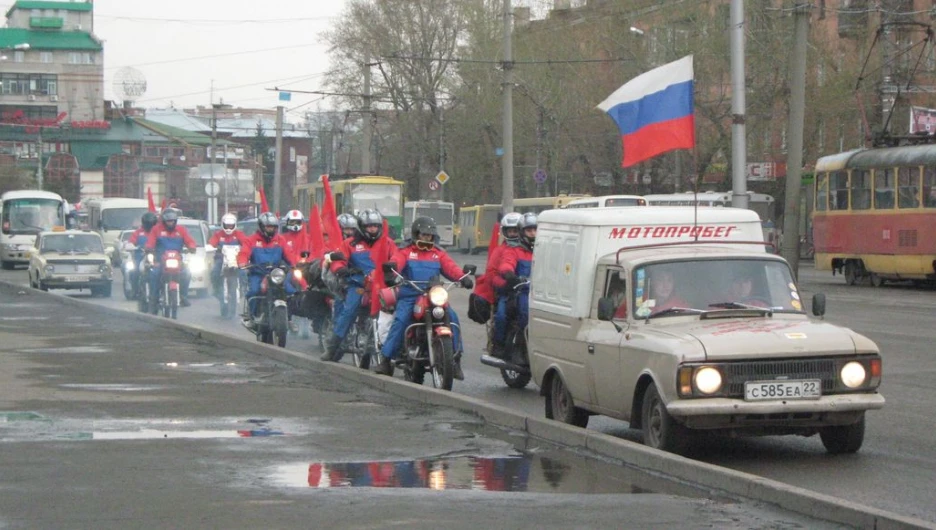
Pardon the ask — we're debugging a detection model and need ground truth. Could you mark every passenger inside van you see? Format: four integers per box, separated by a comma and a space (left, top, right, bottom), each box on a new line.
606, 272, 627, 319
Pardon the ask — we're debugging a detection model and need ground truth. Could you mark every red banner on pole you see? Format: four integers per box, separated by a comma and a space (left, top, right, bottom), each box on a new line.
308, 205, 326, 257
369, 219, 392, 316
320, 175, 342, 249
258, 188, 270, 214
146, 187, 157, 212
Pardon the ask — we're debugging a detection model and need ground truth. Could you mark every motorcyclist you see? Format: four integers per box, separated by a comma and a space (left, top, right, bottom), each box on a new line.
280, 209, 309, 259
376, 216, 473, 379
127, 211, 158, 297
236, 212, 298, 328
145, 208, 197, 307
337, 213, 358, 240
491, 212, 536, 361
320, 209, 396, 362
209, 213, 249, 298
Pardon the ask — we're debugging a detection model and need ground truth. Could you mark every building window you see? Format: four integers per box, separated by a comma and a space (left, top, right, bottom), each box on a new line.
13, 51, 25, 63
30, 9, 40, 16
0, 105, 60, 121
67, 52, 94, 65
0, 74, 58, 96
40, 52, 52, 63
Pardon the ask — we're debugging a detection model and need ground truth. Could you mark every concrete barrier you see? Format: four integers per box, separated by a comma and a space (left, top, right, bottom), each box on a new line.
3, 280, 932, 530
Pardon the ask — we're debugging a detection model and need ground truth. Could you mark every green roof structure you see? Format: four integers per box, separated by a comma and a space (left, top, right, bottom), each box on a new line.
0, 28, 101, 51
6, 1, 93, 18
133, 118, 231, 147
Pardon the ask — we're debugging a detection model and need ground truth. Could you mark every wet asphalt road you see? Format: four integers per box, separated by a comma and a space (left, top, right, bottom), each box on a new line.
0, 285, 846, 529
3, 255, 936, 523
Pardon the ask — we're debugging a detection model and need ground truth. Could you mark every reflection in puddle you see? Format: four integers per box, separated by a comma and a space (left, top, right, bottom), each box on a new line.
0, 316, 49, 321
19, 346, 111, 354
275, 455, 657, 494
85, 428, 286, 440
59, 384, 164, 392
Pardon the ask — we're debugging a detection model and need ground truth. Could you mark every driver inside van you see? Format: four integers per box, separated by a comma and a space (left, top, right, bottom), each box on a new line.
726, 269, 770, 308
606, 273, 628, 319
647, 267, 689, 314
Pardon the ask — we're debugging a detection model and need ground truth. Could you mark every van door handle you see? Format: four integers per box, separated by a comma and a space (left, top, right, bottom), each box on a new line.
587, 344, 594, 354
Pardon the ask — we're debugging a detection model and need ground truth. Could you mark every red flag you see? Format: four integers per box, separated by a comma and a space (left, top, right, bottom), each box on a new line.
308, 205, 327, 257
485, 222, 501, 269
258, 188, 270, 214
160, 198, 167, 211
369, 219, 392, 316
320, 175, 342, 249
473, 222, 501, 304
146, 187, 157, 212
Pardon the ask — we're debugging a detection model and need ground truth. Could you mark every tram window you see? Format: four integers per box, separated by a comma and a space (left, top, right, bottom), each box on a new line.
898, 167, 920, 209
925, 167, 936, 208
874, 169, 895, 209
829, 171, 849, 210
850, 169, 871, 210
815, 173, 828, 211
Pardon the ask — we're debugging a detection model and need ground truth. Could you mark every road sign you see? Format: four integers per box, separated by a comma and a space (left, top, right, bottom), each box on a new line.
435, 170, 450, 185
204, 180, 220, 198
428, 180, 441, 191
533, 168, 548, 184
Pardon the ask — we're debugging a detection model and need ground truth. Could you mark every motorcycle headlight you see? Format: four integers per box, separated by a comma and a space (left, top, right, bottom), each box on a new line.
840, 361, 867, 389
428, 286, 448, 306
98, 263, 111, 274
124, 260, 134, 272
293, 269, 303, 281
165, 258, 180, 269
431, 306, 445, 319
44, 264, 54, 274
270, 268, 286, 284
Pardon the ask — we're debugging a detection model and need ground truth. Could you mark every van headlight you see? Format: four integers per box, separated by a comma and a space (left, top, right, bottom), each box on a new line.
840, 361, 867, 389
678, 365, 724, 397
44, 264, 54, 274
270, 268, 286, 284
428, 286, 448, 306
124, 260, 134, 272
188, 258, 206, 274
693, 367, 723, 395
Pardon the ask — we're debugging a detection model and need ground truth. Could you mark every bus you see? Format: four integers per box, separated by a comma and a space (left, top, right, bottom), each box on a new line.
457, 204, 501, 254
0, 190, 68, 269
294, 175, 405, 240
643, 191, 779, 248
404, 200, 455, 246
563, 195, 647, 208
84, 197, 150, 256
813, 145, 936, 286
513, 194, 589, 215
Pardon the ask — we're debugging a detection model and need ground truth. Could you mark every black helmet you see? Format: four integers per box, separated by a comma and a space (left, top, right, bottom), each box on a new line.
141, 212, 158, 231
411, 216, 438, 250
356, 209, 383, 243
257, 212, 279, 241
519, 212, 537, 250
161, 208, 179, 230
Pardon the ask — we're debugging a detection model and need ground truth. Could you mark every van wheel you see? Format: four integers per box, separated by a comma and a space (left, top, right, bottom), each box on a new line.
545, 374, 588, 428
844, 261, 859, 286
641, 384, 690, 454
869, 274, 885, 288
820, 414, 865, 454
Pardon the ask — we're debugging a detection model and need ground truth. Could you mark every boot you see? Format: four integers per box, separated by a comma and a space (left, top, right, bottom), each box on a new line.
453, 352, 465, 381
180, 293, 192, 307
375, 355, 393, 375
320, 335, 342, 362
490, 341, 506, 359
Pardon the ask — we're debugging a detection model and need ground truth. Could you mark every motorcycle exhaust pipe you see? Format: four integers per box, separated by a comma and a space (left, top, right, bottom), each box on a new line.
480, 354, 531, 375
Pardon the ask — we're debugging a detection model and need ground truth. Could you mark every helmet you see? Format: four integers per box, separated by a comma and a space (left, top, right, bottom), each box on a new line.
257, 212, 279, 240
500, 212, 522, 241
356, 209, 383, 243
519, 212, 537, 250
411, 216, 438, 250
161, 208, 179, 230
141, 212, 158, 231
221, 213, 237, 235
338, 213, 358, 237
284, 209, 304, 233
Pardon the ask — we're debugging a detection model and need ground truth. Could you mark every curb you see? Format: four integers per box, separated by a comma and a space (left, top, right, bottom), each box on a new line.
2, 280, 932, 530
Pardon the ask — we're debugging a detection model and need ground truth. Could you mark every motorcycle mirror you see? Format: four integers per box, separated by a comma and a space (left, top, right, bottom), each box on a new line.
205, 245, 216, 252
462, 264, 477, 275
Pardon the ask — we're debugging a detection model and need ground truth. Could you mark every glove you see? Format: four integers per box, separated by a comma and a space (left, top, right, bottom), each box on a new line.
335, 267, 350, 279
382, 262, 397, 275
329, 251, 346, 262
502, 270, 517, 284
461, 276, 474, 289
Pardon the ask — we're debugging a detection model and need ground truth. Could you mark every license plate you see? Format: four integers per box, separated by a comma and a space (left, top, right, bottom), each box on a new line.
63, 276, 85, 282
744, 380, 821, 401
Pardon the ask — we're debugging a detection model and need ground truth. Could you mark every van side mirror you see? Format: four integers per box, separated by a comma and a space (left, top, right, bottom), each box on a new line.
463, 264, 477, 275
597, 297, 616, 321
1, 221, 9, 235
811, 293, 826, 317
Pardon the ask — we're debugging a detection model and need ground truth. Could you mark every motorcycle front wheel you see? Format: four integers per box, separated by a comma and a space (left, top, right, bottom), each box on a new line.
272, 306, 288, 348
351, 319, 372, 370
167, 287, 178, 320
501, 328, 531, 389
430, 335, 455, 391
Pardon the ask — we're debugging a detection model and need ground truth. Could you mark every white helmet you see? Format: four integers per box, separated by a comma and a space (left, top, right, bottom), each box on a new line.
284, 209, 304, 232
221, 213, 237, 235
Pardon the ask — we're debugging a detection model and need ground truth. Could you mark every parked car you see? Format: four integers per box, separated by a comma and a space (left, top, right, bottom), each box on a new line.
28, 230, 113, 297
237, 217, 258, 237
177, 218, 214, 298
111, 229, 136, 268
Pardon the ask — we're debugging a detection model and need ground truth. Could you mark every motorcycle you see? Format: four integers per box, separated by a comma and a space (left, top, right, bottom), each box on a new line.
149, 248, 189, 320
383, 264, 476, 391
120, 243, 138, 301
480, 279, 532, 389
242, 263, 291, 347
218, 244, 242, 319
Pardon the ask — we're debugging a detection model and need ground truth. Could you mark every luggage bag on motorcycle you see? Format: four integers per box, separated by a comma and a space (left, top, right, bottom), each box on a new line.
302, 289, 331, 320
468, 292, 492, 324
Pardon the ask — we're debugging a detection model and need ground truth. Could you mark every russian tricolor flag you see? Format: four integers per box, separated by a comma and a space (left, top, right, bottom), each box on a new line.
597, 55, 695, 168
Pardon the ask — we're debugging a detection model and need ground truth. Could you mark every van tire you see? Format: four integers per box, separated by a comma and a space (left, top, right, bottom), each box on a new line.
820, 414, 865, 454
641, 384, 690, 454
545, 374, 588, 428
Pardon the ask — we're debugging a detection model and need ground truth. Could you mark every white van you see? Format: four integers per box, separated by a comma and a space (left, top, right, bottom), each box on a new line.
84, 198, 150, 259
529, 206, 884, 454
0, 190, 68, 269
563, 195, 647, 208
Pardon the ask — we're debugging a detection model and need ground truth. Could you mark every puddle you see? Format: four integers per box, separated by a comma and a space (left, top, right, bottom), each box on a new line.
0, 316, 49, 321
162, 362, 253, 375
274, 454, 660, 494
19, 346, 111, 354
85, 428, 285, 440
0, 417, 307, 443
0, 411, 48, 422
59, 384, 165, 392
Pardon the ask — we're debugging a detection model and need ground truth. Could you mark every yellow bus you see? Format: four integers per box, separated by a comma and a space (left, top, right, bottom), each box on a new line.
456, 204, 501, 254
294, 175, 405, 239
513, 194, 590, 215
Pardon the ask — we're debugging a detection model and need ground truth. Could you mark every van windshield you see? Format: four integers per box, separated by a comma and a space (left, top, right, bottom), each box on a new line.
2, 198, 63, 235
633, 259, 804, 318
102, 207, 149, 231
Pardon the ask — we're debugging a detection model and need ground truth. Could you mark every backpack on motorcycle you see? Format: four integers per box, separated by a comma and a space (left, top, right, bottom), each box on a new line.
303, 289, 331, 320
468, 291, 492, 324
304, 258, 328, 289
322, 267, 345, 299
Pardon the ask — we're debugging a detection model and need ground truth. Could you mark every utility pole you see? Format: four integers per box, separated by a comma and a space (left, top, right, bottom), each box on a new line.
36, 128, 43, 190
210, 102, 217, 224
273, 105, 284, 215
535, 107, 543, 197
730, 0, 749, 210
439, 104, 446, 201
781, 3, 810, 278
501, 0, 514, 213
361, 55, 372, 175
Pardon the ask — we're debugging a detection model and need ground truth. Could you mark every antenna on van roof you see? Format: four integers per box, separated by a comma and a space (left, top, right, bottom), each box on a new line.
691, 151, 700, 241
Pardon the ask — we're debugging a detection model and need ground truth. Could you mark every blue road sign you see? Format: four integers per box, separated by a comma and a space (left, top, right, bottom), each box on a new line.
278, 92, 292, 102
533, 168, 548, 184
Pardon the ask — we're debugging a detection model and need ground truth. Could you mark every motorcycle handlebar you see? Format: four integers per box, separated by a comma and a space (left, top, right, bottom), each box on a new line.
387, 269, 469, 293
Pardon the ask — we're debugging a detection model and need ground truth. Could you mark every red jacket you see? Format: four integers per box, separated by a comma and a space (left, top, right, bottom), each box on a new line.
472, 242, 508, 304
280, 230, 308, 260
389, 243, 464, 297
209, 229, 249, 249
144, 222, 197, 257
127, 226, 150, 246
492, 244, 533, 291
237, 233, 297, 269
